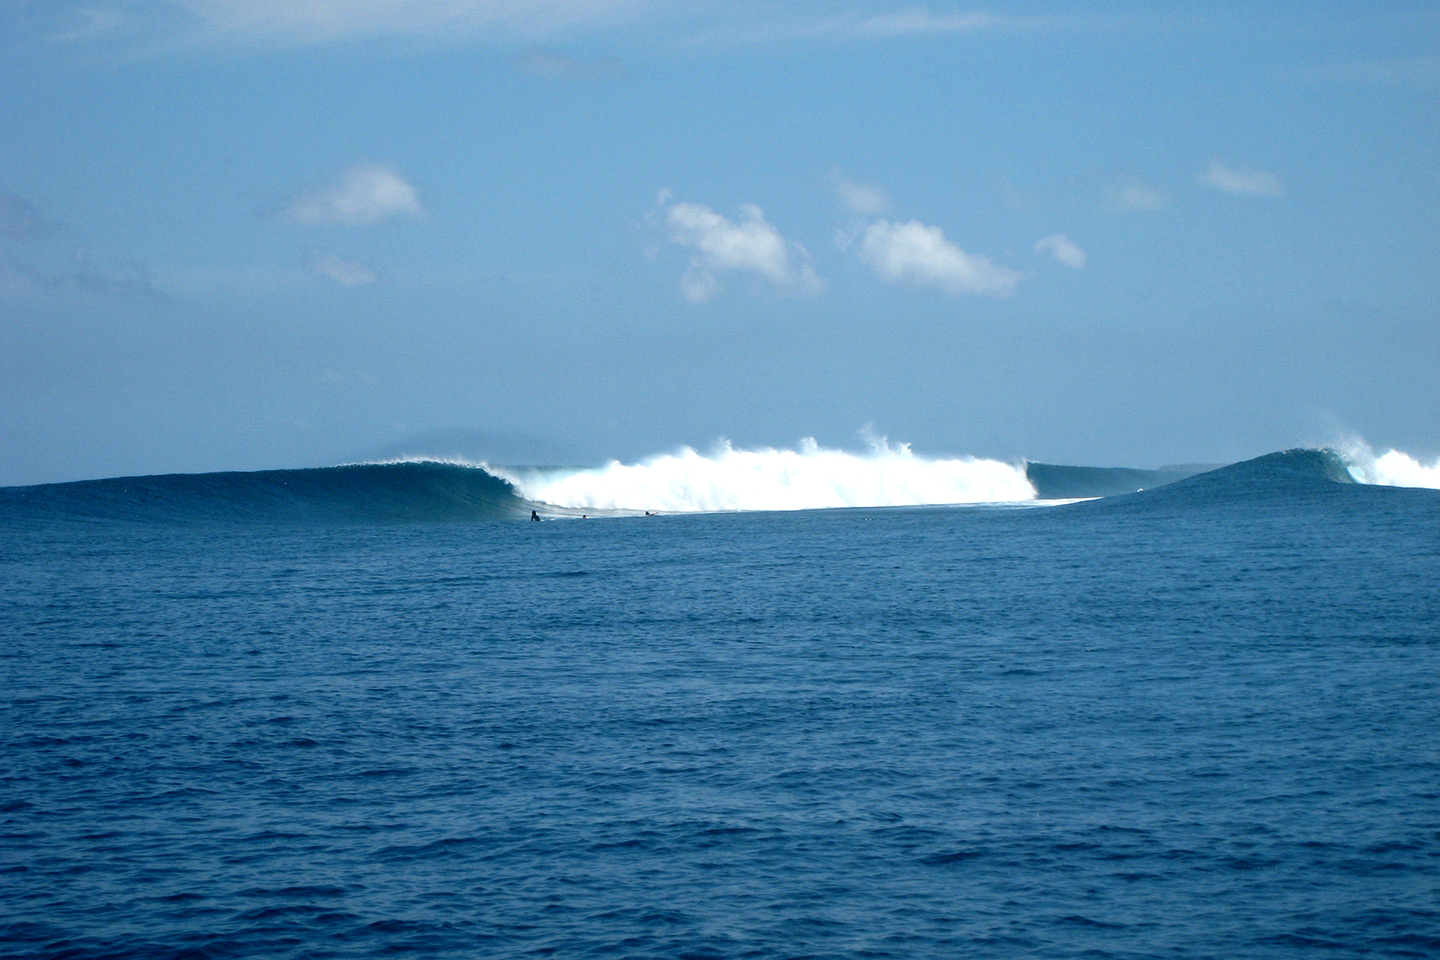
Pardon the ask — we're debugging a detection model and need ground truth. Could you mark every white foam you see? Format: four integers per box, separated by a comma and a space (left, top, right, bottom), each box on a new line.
1339, 439, 1440, 490
493, 436, 1035, 513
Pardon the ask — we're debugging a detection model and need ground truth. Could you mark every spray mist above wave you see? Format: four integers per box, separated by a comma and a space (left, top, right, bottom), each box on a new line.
1339, 439, 1440, 490
492, 437, 1036, 513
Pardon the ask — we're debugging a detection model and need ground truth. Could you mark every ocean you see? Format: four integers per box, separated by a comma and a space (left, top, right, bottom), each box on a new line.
2, 447, 1438, 959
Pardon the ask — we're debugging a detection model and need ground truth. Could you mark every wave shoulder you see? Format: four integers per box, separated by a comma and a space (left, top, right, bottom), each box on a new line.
1024, 462, 1208, 500
1065, 448, 1437, 512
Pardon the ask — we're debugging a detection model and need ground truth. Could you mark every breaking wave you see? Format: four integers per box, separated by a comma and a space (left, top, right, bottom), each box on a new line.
2, 436, 1436, 526
0, 461, 529, 525
1338, 439, 1440, 490
493, 437, 1035, 512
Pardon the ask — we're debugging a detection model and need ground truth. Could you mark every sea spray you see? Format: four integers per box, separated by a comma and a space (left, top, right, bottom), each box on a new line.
1339, 439, 1440, 490
493, 437, 1035, 512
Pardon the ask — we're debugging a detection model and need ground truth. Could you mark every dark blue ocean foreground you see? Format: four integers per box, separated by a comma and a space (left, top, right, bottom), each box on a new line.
2, 451, 1438, 958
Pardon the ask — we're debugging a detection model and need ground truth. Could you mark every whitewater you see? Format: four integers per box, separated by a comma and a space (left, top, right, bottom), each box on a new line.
491, 436, 1440, 514
1338, 438, 1440, 490
491, 436, 1035, 513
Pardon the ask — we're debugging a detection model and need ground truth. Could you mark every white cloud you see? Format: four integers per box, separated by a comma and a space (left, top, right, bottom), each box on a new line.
656, 196, 822, 303
829, 170, 892, 216
284, 162, 426, 227
1033, 233, 1086, 269
1106, 179, 1167, 212
679, 265, 721, 305
1199, 159, 1284, 197
854, 219, 1020, 297
308, 252, 377, 286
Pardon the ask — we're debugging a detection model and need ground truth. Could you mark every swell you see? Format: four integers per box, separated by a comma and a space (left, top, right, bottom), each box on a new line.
1063, 448, 1440, 514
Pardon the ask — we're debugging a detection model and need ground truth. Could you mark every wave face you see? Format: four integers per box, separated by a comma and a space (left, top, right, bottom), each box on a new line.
0, 461, 530, 525
493, 438, 1036, 512
1066, 447, 1410, 514
1024, 462, 1206, 500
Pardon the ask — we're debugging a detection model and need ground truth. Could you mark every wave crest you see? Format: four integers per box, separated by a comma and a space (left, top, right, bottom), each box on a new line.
494, 437, 1035, 512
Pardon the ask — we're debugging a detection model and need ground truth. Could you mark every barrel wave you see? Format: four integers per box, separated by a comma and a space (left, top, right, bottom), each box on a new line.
0, 461, 533, 525
2, 440, 1436, 526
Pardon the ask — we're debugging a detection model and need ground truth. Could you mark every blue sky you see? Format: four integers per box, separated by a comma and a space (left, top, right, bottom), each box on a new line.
1, 1, 1436, 484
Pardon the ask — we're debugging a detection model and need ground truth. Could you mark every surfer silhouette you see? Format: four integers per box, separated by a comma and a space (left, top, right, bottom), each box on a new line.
530, 510, 540, 522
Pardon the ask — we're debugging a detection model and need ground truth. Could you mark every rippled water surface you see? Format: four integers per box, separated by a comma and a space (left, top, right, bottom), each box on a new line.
3, 490, 1439, 958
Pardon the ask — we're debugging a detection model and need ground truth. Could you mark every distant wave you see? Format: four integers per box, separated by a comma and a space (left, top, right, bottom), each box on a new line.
493, 437, 1035, 512
3, 438, 1436, 526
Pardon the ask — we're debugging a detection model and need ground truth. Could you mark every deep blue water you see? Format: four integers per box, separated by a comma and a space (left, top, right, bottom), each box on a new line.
3, 453, 1439, 958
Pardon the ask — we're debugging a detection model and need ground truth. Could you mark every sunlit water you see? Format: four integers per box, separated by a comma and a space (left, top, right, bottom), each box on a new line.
3, 477, 1438, 958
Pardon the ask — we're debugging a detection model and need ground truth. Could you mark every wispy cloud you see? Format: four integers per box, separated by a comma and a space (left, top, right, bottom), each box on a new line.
0, 256, 34, 296
514, 48, 627, 80
69, 256, 174, 304
1033, 234, 1086, 269
1199, 159, 1284, 198
0, 193, 52, 242
2, 251, 173, 305
849, 219, 1020, 297
0, 196, 171, 305
995, 177, 1037, 212
829, 170, 892, 216
167, 0, 652, 46
708, 6, 1057, 44
1105, 179, 1167, 212
807, 8, 1054, 39
652, 192, 823, 304
30, 1, 1070, 53
308, 252, 378, 287
1284, 53, 1440, 88
48, 6, 129, 44
284, 162, 427, 227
